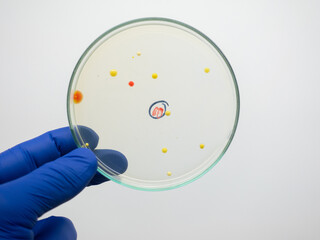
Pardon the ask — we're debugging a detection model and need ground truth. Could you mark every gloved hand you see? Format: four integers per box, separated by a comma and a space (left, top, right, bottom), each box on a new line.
0, 127, 127, 240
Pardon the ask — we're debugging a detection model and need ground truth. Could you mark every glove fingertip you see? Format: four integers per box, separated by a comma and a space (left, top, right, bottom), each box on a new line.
88, 149, 128, 186
94, 149, 128, 174
33, 216, 77, 240
76, 126, 99, 150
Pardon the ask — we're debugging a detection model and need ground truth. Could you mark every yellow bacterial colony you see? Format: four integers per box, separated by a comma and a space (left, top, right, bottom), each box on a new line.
110, 69, 117, 77
152, 73, 158, 79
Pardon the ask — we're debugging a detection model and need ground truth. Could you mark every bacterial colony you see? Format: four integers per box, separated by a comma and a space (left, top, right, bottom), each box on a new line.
73, 51, 211, 177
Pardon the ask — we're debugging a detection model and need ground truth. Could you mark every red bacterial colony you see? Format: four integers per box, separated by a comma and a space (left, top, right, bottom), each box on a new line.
129, 81, 134, 87
73, 90, 83, 104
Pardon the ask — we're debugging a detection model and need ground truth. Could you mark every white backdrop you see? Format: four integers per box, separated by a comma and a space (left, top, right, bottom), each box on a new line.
0, 0, 319, 239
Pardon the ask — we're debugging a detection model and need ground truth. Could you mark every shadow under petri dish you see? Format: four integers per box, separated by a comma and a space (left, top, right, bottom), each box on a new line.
67, 18, 240, 191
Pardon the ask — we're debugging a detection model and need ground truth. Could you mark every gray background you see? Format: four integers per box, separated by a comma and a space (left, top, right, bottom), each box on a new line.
0, 0, 319, 239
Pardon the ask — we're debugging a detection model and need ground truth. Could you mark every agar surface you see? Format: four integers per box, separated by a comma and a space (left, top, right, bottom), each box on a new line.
102, 60, 211, 179
73, 90, 83, 104
110, 69, 117, 77
152, 73, 158, 79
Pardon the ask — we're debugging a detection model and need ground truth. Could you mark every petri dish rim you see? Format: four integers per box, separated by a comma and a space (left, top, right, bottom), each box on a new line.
67, 17, 240, 191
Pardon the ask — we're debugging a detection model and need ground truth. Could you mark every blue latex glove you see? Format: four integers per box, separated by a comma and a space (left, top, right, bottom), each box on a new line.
0, 127, 127, 239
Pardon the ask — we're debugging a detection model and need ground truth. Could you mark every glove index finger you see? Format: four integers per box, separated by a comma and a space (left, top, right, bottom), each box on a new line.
0, 127, 77, 184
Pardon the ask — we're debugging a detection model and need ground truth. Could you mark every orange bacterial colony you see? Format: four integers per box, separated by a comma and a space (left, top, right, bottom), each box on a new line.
73, 90, 83, 104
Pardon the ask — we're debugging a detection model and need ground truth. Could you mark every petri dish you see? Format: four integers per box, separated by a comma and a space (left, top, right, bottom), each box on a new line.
67, 17, 240, 191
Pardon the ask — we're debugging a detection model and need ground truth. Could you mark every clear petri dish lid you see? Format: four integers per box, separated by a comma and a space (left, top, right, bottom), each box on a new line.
67, 17, 240, 191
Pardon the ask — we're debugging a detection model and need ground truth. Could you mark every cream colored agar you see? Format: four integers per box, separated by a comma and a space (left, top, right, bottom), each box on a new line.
85, 143, 89, 147
137, 52, 141, 56
165, 110, 171, 116
204, 68, 210, 73
162, 148, 167, 153
110, 69, 117, 77
200, 144, 205, 149
167, 171, 172, 176
152, 73, 158, 79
